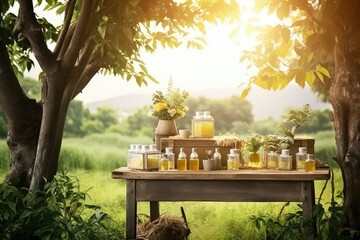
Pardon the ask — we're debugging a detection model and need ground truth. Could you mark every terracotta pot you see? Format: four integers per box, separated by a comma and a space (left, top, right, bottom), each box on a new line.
155, 120, 178, 150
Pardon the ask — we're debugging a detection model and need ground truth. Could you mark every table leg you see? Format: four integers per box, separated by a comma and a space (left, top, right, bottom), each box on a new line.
302, 181, 315, 218
150, 201, 160, 221
302, 181, 316, 237
126, 180, 137, 240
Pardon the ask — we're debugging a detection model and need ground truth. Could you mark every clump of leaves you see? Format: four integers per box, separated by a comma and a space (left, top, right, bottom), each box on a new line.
280, 104, 314, 138
0, 172, 124, 240
263, 134, 281, 153
245, 131, 264, 153
249, 168, 360, 239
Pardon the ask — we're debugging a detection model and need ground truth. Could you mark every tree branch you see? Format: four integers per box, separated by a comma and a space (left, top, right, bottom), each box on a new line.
57, 25, 75, 60
53, 0, 77, 58
62, 0, 97, 71
16, 0, 56, 73
72, 59, 101, 100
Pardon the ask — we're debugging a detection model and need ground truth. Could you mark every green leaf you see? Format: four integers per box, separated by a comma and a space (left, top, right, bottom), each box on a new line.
295, 71, 306, 88
315, 71, 324, 82
316, 65, 331, 78
305, 71, 316, 86
240, 85, 251, 100
197, 21, 206, 34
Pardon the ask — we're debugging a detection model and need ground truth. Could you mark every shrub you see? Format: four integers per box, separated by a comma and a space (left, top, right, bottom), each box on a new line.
249, 168, 360, 239
0, 172, 125, 240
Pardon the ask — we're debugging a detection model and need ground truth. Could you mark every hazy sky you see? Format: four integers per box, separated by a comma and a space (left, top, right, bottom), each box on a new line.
75, 24, 251, 103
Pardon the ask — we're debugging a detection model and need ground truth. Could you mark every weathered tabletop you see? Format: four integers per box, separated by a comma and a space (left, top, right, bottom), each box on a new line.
112, 167, 330, 239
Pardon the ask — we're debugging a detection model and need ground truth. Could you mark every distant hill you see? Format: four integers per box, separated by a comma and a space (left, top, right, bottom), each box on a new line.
86, 85, 331, 120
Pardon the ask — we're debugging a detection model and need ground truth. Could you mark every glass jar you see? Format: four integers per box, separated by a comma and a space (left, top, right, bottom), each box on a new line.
165, 147, 175, 170
305, 154, 316, 173
189, 148, 199, 171
213, 148, 222, 170
249, 152, 261, 168
177, 147, 187, 171
227, 150, 237, 171
191, 111, 214, 138
267, 151, 278, 169
278, 149, 292, 170
159, 154, 169, 171
296, 147, 307, 170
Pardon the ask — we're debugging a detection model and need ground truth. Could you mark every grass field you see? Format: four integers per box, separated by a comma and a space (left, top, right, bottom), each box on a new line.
0, 131, 343, 239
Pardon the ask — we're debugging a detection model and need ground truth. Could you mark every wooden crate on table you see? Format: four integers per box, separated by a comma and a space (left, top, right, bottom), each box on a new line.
290, 137, 315, 169
160, 137, 243, 169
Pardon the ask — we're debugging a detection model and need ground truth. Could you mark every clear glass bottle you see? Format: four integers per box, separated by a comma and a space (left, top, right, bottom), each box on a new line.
227, 150, 237, 170
159, 154, 169, 171
278, 149, 292, 170
213, 148, 222, 170
191, 111, 203, 138
165, 147, 175, 170
267, 151, 278, 169
189, 148, 199, 171
230, 149, 240, 169
305, 154, 316, 173
177, 148, 187, 171
296, 147, 307, 170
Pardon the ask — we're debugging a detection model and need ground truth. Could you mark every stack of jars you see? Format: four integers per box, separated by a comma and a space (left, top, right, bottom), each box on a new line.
127, 144, 161, 170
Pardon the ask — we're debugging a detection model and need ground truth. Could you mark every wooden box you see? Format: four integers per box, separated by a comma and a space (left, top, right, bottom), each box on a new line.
160, 137, 234, 169
289, 137, 315, 169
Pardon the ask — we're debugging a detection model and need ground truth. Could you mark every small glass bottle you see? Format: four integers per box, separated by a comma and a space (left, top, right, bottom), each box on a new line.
296, 147, 307, 170
177, 148, 187, 171
227, 150, 237, 170
305, 154, 316, 173
165, 147, 175, 170
213, 148, 222, 170
267, 151, 278, 169
159, 154, 169, 171
230, 149, 240, 169
278, 149, 292, 170
189, 148, 199, 171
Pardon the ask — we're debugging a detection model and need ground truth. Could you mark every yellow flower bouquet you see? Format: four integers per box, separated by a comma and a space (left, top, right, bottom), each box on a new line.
148, 80, 189, 120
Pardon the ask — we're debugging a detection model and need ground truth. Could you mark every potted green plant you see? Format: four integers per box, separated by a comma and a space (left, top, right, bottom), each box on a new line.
245, 131, 264, 168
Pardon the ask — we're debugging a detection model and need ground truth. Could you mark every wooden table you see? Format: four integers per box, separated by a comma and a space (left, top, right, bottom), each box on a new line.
112, 167, 330, 240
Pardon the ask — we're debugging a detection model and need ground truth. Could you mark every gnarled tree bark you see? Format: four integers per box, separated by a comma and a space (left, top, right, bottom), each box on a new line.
329, 50, 360, 230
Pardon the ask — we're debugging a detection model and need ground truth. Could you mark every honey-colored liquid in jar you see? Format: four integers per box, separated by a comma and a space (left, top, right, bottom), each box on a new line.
201, 122, 214, 138
189, 159, 199, 171
227, 160, 237, 170
305, 154, 315, 172
159, 159, 169, 171
177, 159, 187, 171
249, 152, 261, 168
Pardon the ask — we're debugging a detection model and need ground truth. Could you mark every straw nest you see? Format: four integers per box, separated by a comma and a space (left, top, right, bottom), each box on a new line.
137, 214, 190, 240
214, 133, 244, 150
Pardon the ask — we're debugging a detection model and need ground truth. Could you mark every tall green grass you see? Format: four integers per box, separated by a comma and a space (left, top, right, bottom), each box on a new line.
59, 133, 152, 172
312, 130, 338, 167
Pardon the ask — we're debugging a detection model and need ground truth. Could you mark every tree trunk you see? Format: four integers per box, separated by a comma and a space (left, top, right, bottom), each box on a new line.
30, 76, 71, 191
1, 39, 42, 188
329, 53, 360, 230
